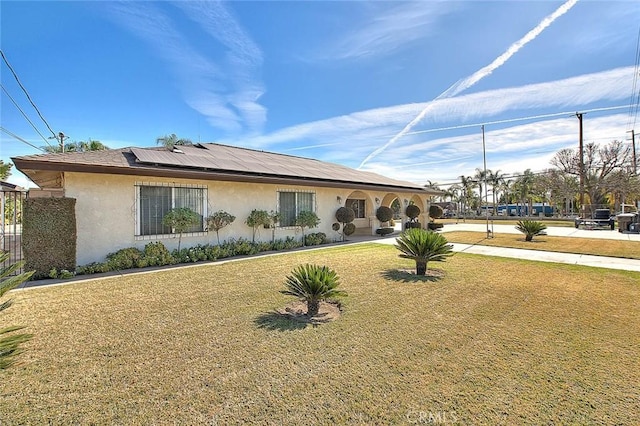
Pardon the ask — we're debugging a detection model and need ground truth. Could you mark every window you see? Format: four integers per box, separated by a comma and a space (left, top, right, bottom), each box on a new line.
346, 198, 366, 219
136, 183, 207, 237
278, 190, 315, 227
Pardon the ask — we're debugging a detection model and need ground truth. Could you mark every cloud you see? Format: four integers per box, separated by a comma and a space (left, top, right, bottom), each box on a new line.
106, 1, 265, 134
358, 0, 580, 168
312, 1, 458, 61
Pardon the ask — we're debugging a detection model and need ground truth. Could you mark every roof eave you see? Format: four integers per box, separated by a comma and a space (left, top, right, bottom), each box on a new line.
12, 158, 434, 194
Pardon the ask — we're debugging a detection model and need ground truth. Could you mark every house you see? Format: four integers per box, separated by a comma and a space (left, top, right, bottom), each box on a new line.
12, 143, 439, 266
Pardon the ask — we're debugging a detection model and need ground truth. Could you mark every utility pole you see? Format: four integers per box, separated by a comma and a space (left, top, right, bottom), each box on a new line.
58, 132, 65, 153
629, 129, 637, 175
576, 113, 584, 214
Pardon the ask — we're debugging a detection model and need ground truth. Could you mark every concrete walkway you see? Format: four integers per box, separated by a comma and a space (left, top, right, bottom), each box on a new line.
370, 224, 640, 272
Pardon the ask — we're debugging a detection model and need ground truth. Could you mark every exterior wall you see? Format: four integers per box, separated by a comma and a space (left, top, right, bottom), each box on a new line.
64, 172, 432, 265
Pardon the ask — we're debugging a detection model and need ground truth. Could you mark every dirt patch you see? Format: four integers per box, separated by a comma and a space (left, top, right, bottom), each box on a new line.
275, 300, 342, 324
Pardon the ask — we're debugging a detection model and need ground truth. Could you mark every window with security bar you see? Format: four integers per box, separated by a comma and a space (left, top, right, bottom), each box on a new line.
136, 183, 207, 236
278, 191, 315, 227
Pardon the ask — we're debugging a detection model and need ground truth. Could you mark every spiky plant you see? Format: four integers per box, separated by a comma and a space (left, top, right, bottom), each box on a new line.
281, 264, 346, 317
1, 252, 34, 370
516, 220, 547, 242
394, 228, 453, 275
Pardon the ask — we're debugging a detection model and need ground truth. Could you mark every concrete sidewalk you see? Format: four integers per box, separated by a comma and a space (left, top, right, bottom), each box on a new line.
370, 224, 640, 272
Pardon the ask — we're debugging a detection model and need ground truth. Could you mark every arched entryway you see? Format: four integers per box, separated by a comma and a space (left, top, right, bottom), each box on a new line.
344, 190, 375, 235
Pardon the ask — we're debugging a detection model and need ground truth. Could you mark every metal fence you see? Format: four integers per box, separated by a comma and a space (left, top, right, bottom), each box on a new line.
1, 189, 25, 275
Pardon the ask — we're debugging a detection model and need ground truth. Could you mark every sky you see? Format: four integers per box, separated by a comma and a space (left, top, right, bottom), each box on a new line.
1, 0, 640, 190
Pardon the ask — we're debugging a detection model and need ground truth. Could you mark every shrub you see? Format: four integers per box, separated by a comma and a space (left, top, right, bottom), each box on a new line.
1, 252, 34, 369
376, 227, 394, 236
143, 242, 174, 266
428, 222, 444, 230
405, 221, 421, 229
206, 210, 236, 244
281, 264, 346, 317
376, 206, 394, 223
429, 204, 444, 219
406, 204, 421, 219
332, 222, 340, 231
343, 223, 356, 237
106, 247, 145, 270
335, 207, 355, 224
304, 232, 327, 246
516, 220, 547, 242
394, 228, 453, 275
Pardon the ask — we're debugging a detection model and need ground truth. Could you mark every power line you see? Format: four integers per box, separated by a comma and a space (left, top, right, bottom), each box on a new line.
0, 49, 58, 140
0, 126, 47, 152
1, 83, 52, 147
627, 25, 640, 131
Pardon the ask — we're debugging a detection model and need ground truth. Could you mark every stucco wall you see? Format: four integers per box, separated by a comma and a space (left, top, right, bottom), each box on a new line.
64, 172, 430, 265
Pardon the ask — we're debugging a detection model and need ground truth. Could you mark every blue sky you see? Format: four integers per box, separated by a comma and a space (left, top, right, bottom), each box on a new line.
2, 0, 639, 189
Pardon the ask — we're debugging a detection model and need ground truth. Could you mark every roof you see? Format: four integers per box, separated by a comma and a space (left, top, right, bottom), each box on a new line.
0, 181, 24, 192
12, 143, 434, 194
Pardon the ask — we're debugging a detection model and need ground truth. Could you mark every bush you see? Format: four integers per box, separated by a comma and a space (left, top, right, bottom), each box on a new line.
206, 210, 235, 244
428, 222, 444, 230
376, 227, 394, 236
106, 247, 145, 270
332, 222, 340, 231
406, 204, 421, 219
376, 206, 393, 223
304, 232, 327, 246
343, 223, 356, 237
515, 220, 547, 242
1, 252, 35, 370
281, 264, 346, 317
394, 228, 453, 275
335, 207, 356, 224
429, 204, 444, 219
405, 221, 421, 229
246, 209, 270, 242
143, 242, 174, 266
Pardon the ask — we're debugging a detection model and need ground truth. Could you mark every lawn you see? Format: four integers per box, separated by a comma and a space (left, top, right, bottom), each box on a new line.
2, 244, 639, 424
444, 231, 640, 259
440, 218, 575, 227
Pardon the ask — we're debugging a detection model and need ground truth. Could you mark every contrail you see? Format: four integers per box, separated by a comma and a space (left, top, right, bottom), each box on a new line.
358, 0, 579, 169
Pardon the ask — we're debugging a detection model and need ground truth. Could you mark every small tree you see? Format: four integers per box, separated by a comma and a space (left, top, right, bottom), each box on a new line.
1, 252, 35, 369
162, 207, 201, 251
246, 209, 270, 243
296, 211, 321, 246
394, 228, 453, 275
267, 210, 281, 243
515, 220, 547, 242
335, 207, 355, 241
405, 204, 422, 229
206, 210, 236, 244
429, 204, 444, 220
281, 264, 346, 317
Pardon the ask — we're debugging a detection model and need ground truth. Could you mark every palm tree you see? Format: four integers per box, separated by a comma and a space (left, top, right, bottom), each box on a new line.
459, 175, 476, 217
0, 160, 12, 180
281, 264, 346, 317
394, 228, 453, 275
488, 169, 504, 214
156, 134, 192, 149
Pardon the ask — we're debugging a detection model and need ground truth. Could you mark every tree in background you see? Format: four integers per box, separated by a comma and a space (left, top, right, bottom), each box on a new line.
0, 252, 35, 369
0, 160, 12, 180
41, 139, 109, 153
551, 140, 629, 211
156, 134, 192, 149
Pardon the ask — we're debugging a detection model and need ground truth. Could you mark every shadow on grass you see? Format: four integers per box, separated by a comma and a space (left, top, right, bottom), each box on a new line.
254, 311, 323, 331
381, 268, 444, 283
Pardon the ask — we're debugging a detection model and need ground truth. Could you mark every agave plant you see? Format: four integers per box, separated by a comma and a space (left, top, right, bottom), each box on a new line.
394, 228, 453, 275
515, 220, 547, 242
281, 264, 346, 317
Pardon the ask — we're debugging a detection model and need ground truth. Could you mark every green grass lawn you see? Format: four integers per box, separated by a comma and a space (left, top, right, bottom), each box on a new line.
444, 231, 640, 259
2, 244, 639, 424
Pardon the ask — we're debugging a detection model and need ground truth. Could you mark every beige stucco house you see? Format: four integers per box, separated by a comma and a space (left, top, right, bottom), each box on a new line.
13, 143, 439, 265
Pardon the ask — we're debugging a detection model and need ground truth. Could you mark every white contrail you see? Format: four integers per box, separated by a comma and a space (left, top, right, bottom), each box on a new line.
358, 0, 579, 169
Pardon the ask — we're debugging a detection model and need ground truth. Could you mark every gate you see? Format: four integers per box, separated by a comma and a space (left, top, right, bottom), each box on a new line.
1, 186, 25, 275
